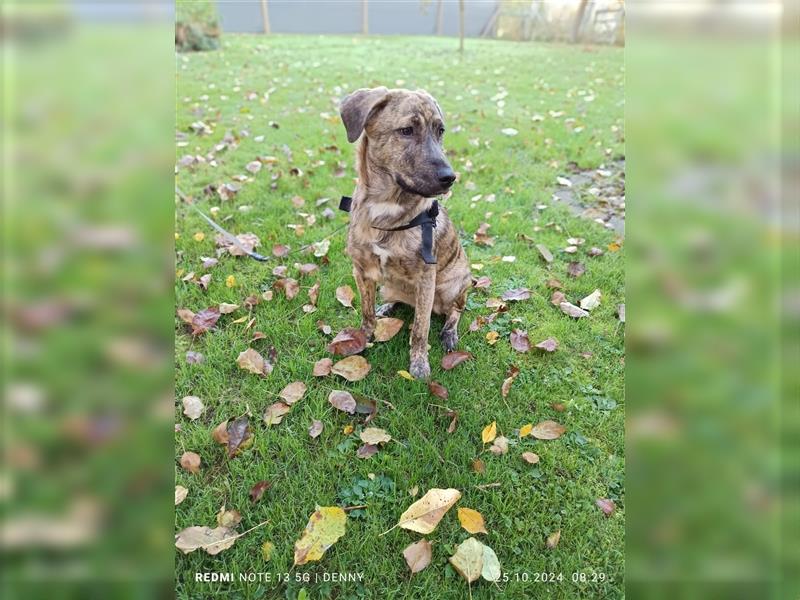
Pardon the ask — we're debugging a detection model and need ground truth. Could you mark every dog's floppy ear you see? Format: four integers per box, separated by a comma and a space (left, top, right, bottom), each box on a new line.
340, 87, 390, 143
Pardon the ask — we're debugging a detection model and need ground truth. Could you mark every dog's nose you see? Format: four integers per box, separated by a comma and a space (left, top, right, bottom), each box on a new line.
437, 167, 456, 187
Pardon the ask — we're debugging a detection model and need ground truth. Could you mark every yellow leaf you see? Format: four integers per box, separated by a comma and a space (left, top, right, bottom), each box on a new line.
519, 423, 533, 437
485, 331, 500, 345
262, 541, 275, 561
457, 507, 488, 534
226, 275, 236, 288
174, 232, 181, 240
397, 370, 413, 380
293, 506, 347, 565
342, 424, 354, 435
448, 537, 483, 583
481, 421, 497, 444
193, 231, 205, 241
391, 488, 461, 535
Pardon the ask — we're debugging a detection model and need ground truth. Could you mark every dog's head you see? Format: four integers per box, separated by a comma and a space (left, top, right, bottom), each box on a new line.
340, 87, 455, 198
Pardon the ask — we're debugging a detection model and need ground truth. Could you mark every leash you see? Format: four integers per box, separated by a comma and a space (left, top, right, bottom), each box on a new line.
339, 195, 439, 265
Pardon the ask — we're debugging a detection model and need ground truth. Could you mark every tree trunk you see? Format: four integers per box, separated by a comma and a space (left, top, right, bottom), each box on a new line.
362, 0, 368, 35
459, 0, 465, 53
436, 0, 443, 36
260, 0, 271, 35
571, 0, 589, 43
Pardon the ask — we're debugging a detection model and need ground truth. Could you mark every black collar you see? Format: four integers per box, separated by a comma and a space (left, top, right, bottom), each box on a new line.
339, 196, 439, 265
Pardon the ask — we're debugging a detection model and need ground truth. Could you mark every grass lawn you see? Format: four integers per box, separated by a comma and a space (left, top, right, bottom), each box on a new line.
175, 34, 624, 600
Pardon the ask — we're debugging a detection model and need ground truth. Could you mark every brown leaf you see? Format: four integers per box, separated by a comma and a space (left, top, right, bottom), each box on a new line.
501, 375, 515, 398
272, 244, 290, 257
551, 402, 566, 412
403, 539, 432, 574
489, 435, 509, 455
441, 351, 472, 370
472, 457, 486, 473
279, 381, 307, 405
326, 328, 367, 356
263, 402, 291, 425
530, 420, 566, 440
355, 398, 378, 423
535, 337, 559, 352
216, 507, 242, 528
546, 278, 563, 289
559, 301, 589, 318
356, 443, 378, 459
360, 427, 391, 445
428, 381, 448, 400
447, 410, 459, 434
374, 318, 404, 342
177, 308, 195, 324
536, 244, 554, 263
211, 419, 229, 445
180, 451, 201, 474
182, 396, 204, 420
521, 452, 540, 465
309, 420, 324, 439
331, 355, 371, 381
546, 530, 561, 549
297, 263, 318, 277
191, 306, 221, 335
274, 278, 300, 300
226, 416, 251, 458
175, 525, 237, 555
596, 498, 616, 516
474, 276, 492, 289
313, 357, 333, 376
551, 290, 567, 306
510, 329, 531, 352
501, 288, 531, 301
218, 302, 239, 314
335, 285, 355, 308
308, 281, 320, 306
236, 347, 273, 376
249, 480, 272, 502
328, 390, 356, 414
567, 261, 585, 278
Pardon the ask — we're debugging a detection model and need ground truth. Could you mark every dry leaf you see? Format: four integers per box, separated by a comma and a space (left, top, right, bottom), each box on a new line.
535, 337, 559, 352
326, 328, 367, 356
530, 420, 566, 440
274, 277, 300, 300
510, 329, 531, 352
309, 420, 324, 439
446, 410, 459, 434
449, 537, 483, 583
481, 543, 501, 582
313, 358, 333, 376
279, 381, 307, 405
489, 436, 509, 455
211, 419, 229, 445
180, 451, 201, 474
191, 306, 220, 335
360, 427, 391, 445
263, 402, 291, 425
262, 541, 275, 561
458, 507, 488, 534
175, 525, 237, 555
441, 351, 472, 370
501, 375, 515, 398
374, 318, 404, 342
580, 289, 602, 310
596, 498, 616, 516
236, 348, 273, 376
216, 507, 242, 528
403, 539, 432, 574
293, 506, 347, 565
472, 457, 486, 473
546, 530, 561, 549
394, 488, 461, 534
551, 290, 567, 306
182, 396, 204, 420
335, 285, 355, 308
328, 390, 356, 414
567, 262, 586, 278
218, 302, 239, 314
226, 416, 251, 457
331, 355, 371, 381
521, 452, 540, 465
175, 485, 189, 506
501, 288, 531, 301
560, 301, 589, 318
486, 330, 500, 345
428, 381, 448, 400
481, 421, 497, 444
537, 244, 554, 263
249, 481, 272, 502
186, 351, 204, 364
356, 443, 378, 459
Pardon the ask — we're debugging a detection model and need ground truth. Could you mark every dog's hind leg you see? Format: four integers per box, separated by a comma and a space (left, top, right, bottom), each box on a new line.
440, 289, 467, 352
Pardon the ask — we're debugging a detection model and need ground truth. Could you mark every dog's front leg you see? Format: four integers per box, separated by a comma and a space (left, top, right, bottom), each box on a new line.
353, 266, 377, 340
409, 265, 436, 380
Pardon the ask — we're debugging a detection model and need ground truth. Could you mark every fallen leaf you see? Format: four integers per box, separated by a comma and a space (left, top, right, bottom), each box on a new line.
335, 285, 355, 308
521, 452, 540, 465
501, 127, 518, 136
326, 328, 367, 356
596, 498, 616, 516
481, 421, 497, 444
428, 381, 448, 399
535, 337, 559, 352
551, 402, 566, 412
237, 348, 273, 376
458, 507, 488, 534
472, 457, 486, 474
211, 419, 229, 445
186, 351, 204, 364
546, 530, 561, 549
226, 416, 251, 457
175, 485, 189, 506
403, 539, 432, 574
559, 301, 589, 318
175, 525, 237, 555
501, 375, 515, 398
397, 370, 414, 380
481, 543, 502, 582
191, 306, 220, 335
309, 420, 324, 438
332, 355, 371, 381
279, 381, 307, 405
617, 303, 625, 323
537, 244, 554, 263
441, 351, 472, 370
546, 278, 563, 289
262, 541, 275, 561
328, 390, 356, 414
486, 331, 500, 345
273, 244, 290, 257
530, 420, 566, 440
216, 507, 242, 528
182, 396, 204, 420
551, 290, 567, 306
342, 424, 354, 435
510, 329, 531, 352
246, 160, 261, 174
474, 276, 492, 289
354, 398, 378, 423
218, 302, 239, 314
356, 443, 378, 459
489, 436, 509, 455
225, 275, 236, 288
374, 318, 404, 342
313, 358, 333, 376
449, 537, 483, 583
501, 288, 531, 301
447, 410, 459, 434
394, 488, 461, 534
580, 289, 602, 310
274, 278, 300, 300
263, 402, 291, 425
360, 427, 391, 445
567, 262, 586, 278
180, 451, 201, 474
249, 481, 272, 502
293, 506, 347, 565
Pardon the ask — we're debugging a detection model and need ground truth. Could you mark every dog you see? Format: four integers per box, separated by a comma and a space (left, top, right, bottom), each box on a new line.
339, 87, 471, 380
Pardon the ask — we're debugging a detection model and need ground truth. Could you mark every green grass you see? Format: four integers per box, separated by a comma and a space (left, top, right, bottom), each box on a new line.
175, 35, 624, 599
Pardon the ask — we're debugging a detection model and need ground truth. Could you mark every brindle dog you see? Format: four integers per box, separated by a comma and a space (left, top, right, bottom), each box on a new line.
339, 87, 471, 380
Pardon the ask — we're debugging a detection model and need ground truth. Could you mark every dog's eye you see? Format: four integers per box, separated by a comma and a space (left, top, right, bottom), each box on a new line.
399, 127, 414, 136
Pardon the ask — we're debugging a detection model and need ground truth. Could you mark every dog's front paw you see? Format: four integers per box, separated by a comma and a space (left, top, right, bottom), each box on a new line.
360, 321, 376, 342
409, 356, 431, 380
440, 327, 458, 352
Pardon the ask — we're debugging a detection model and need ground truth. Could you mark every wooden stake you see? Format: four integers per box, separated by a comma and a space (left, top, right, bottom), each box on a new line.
260, 0, 271, 35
